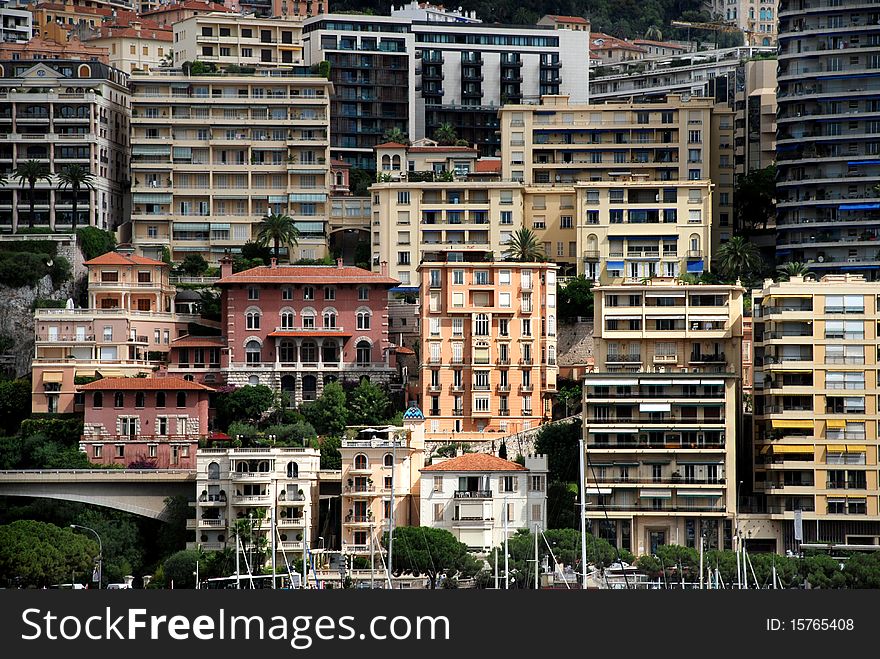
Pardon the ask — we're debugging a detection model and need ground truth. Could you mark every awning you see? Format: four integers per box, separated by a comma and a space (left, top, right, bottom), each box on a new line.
687, 260, 705, 273
42, 371, 63, 383
678, 490, 722, 497
639, 490, 672, 499
826, 419, 846, 428
770, 445, 814, 454
390, 286, 420, 294
606, 261, 625, 270
640, 379, 672, 385
689, 315, 728, 322
646, 314, 685, 320
771, 419, 813, 429
97, 369, 123, 377
587, 428, 639, 434
132, 145, 170, 155
293, 221, 325, 233
826, 445, 847, 452
839, 203, 880, 211
172, 147, 192, 158
132, 193, 172, 204
642, 459, 671, 465
586, 488, 612, 495
846, 445, 867, 453
645, 292, 685, 298
174, 222, 210, 231
605, 315, 641, 320
75, 369, 97, 378
289, 193, 328, 203
612, 461, 640, 466
640, 403, 671, 412
584, 379, 639, 386
700, 379, 725, 386
268, 195, 289, 204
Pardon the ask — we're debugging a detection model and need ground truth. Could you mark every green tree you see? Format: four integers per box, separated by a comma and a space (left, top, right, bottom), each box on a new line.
256, 213, 300, 261
155, 495, 193, 560
76, 226, 116, 261
382, 127, 410, 145
73, 508, 144, 585
13, 160, 52, 231
535, 419, 581, 484
179, 253, 209, 276
56, 163, 95, 232
432, 122, 458, 146
776, 261, 813, 281
0, 520, 98, 587
162, 550, 200, 589
734, 165, 776, 233
644, 24, 663, 40
318, 435, 342, 470
215, 385, 275, 429
347, 379, 392, 425
716, 236, 762, 282
349, 168, 374, 196
197, 289, 221, 321
558, 275, 594, 321
502, 227, 544, 262
384, 526, 480, 589
300, 381, 348, 436
0, 379, 31, 436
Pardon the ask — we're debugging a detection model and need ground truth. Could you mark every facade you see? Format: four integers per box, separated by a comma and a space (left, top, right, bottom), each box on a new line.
632, 39, 690, 57
85, 20, 171, 73
340, 412, 425, 557
142, 1, 232, 24
418, 261, 558, 442
537, 15, 590, 32
29, 1, 115, 37
272, 0, 326, 18
78, 376, 211, 468
31, 251, 199, 414
375, 139, 478, 181
216, 258, 399, 403
0, 34, 108, 60
190, 445, 322, 568
1, 0, 32, 42
128, 68, 331, 263
589, 32, 645, 63
742, 58, 777, 175
775, 0, 880, 277
583, 278, 744, 555
0, 59, 129, 232
751, 274, 880, 551
172, 13, 305, 69
420, 452, 548, 551
704, 0, 778, 46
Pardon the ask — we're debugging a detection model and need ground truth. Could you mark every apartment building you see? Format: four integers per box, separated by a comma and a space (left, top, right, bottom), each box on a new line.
775, 1, 880, 277
419, 262, 558, 443
128, 68, 331, 263
537, 14, 591, 32
142, 1, 232, 24
215, 257, 398, 404
272, 0, 327, 19
420, 453, 548, 551
78, 376, 211, 468
0, 34, 108, 60
751, 274, 880, 551
172, 13, 305, 69
0, 59, 128, 232
583, 278, 744, 555
190, 445, 322, 570
741, 58, 777, 175
85, 19, 171, 74
0, 0, 32, 42
340, 410, 425, 557
704, 0, 778, 46
31, 252, 200, 414
589, 32, 646, 63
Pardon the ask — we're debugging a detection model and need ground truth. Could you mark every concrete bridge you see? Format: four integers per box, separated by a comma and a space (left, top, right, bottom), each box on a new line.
0, 470, 196, 520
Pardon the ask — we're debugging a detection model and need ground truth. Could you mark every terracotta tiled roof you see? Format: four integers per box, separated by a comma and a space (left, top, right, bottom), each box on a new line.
171, 335, 226, 347
590, 33, 647, 53
143, 1, 232, 14
422, 453, 527, 472
93, 26, 173, 41
633, 39, 688, 50
406, 146, 476, 153
545, 15, 589, 24
474, 158, 501, 173
83, 252, 168, 267
374, 141, 408, 149
34, 3, 114, 16
218, 265, 399, 286
78, 376, 213, 391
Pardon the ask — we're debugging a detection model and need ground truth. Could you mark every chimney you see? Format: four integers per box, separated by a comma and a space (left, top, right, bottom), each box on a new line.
336, 257, 343, 269
131, 21, 142, 33
270, 257, 278, 269
220, 253, 233, 279
380, 260, 388, 276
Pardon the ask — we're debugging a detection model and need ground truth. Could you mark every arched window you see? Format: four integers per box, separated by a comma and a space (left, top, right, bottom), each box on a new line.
156, 391, 166, 408
356, 309, 371, 330
689, 234, 700, 253
354, 454, 368, 470
587, 233, 598, 252
135, 391, 145, 408
383, 453, 394, 468
246, 340, 262, 364
208, 462, 220, 479
548, 344, 557, 365
473, 313, 489, 336
246, 309, 261, 330
287, 461, 299, 478
356, 340, 371, 365
236, 461, 249, 472
548, 315, 556, 337
257, 460, 270, 472
302, 308, 316, 328
323, 310, 337, 328
381, 154, 391, 170
177, 391, 187, 408
279, 340, 296, 363
78, 64, 91, 78
392, 154, 401, 169
93, 391, 103, 408
280, 309, 294, 330
301, 340, 317, 363
114, 392, 124, 408
335, 172, 344, 187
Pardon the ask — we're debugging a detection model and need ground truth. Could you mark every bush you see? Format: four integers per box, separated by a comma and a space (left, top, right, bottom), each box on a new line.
75, 226, 116, 261
0, 251, 56, 288
263, 421, 317, 446
49, 255, 71, 288
178, 253, 209, 277
33, 298, 66, 309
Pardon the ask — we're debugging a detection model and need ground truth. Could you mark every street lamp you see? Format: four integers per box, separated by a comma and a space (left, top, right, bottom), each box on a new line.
70, 524, 102, 589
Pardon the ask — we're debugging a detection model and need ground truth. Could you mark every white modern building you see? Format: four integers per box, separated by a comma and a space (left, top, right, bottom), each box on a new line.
0, 0, 32, 43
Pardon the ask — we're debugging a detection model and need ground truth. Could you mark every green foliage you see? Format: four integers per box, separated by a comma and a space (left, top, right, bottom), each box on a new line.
315, 60, 332, 79
503, 227, 545, 262
349, 168, 375, 196
163, 550, 200, 589
776, 261, 813, 282
179, 253, 209, 276
535, 419, 581, 484
226, 422, 260, 443
300, 381, 348, 437
293, 256, 335, 265
318, 435, 341, 470
56, 163, 95, 231
0, 379, 31, 436
384, 526, 481, 589
382, 127, 410, 146
73, 508, 144, 585
734, 165, 776, 233
215, 385, 275, 429
716, 236, 764, 283
197, 289, 221, 321
20, 416, 82, 443
240, 240, 272, 264
262, 421, 317, 446
161, 246, 172, 265
0, 520, 98, 587
75, 226, 116, 261
33, 298, 67, 309
187, 60, 216, 75
558, 275, 594, 321
49, 255, 71, 287
347, 379, 392, 426
432, 122, 458, 146
0, 250, 65, 288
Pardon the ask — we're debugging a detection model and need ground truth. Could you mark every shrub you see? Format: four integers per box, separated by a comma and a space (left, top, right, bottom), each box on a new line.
75, 226, 116, 261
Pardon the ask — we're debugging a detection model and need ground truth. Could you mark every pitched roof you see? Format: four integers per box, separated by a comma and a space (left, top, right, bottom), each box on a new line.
218, 265, 399, 286
83, 252, 168, 267
545, 15, 589, 24
422, 453, 527, 472
92, 26, 173, 41
590, 33, 647, 53
374, 141, 408, 149
34, 2, 114, 16
143, 0, 232, 14
171, 335, 226, 347
78, 376, 213, 391
474, 158, 501, 173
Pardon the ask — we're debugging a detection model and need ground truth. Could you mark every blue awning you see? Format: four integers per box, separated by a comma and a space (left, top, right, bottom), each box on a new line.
840, 265, 880, 271
661, 235, 678, 241
687, 260, 705, 273
606, 261, 625, 270
849, 160, 880, 166
390, 286, 420, 294
840, 203, 880, 211
607, 236, 625, 241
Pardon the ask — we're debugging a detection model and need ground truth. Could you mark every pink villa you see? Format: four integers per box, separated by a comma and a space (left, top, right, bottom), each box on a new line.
216, 256, 399, 405
78, 376, 212, 468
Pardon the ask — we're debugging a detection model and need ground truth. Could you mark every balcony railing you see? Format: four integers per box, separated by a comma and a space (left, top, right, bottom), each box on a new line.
454, 490, 492, 499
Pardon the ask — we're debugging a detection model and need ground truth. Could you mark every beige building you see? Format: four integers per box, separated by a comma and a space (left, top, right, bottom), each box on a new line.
741, 58, 776, 175
750, 274, 880, 552
86, 20, 172, 74
340, 412, 425, 557
128, 69, 331, 263
419, 261, 558, 443
172, 13, 306, 69
375, 139, 479, 181
583, 278, 744, 555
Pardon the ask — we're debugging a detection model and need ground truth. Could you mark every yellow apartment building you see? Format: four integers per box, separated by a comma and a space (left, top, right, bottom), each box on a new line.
584, 278, 744, 555
418, 261, 558, 443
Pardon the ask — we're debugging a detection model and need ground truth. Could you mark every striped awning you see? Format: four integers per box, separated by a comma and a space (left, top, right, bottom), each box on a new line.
42, 371, 63, 383
132, 193, 172, 204
767, 445, 814, 454
846, 445, 867, 453
678, 490, 722, 497
132, 145, 170, 155
289, 193, 328, 203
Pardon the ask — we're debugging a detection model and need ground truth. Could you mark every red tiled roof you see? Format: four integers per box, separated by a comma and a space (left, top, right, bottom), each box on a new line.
406, 146, 476, 153
78, 376, 213, 391
92, 26, 172, 41
218, 265, 399, 286
590, 33, 647, 53
374, 141, 407, 149
83, 252, 168, 267
171, 335, 226, 347
422, 453, 527, 472
34, 3, 114, 16
143, 1, 232, 14
545, 15, 589, 24
474, 158, 501, 173
633, 39, 687, 50
394, 346, 415, 355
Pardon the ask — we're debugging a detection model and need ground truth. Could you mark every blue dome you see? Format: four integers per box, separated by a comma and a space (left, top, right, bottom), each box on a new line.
402, 403, 424, 420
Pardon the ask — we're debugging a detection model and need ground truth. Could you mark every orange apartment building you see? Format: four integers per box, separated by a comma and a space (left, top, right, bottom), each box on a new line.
418, 261, 558, 443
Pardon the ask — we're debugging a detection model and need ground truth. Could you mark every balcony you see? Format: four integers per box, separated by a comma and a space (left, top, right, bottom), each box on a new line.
519, 384, 534, 393
452, 517, 493, 527
689, 353, 725, 364
344, 514, 375, 525
231, 494, 270, 505
606, 354, 642, 364
496, 384, 511, 392
343, 485, 377, 494
454, 490, 492, 499
186, 518, 226, 529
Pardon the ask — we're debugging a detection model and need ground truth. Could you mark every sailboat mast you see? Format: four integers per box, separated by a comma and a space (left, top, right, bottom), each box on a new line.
271, 506, 277, 589
236, 535, 241, 590
699, 534, 704, 590
534, 524, 539, 590
494, 549, 499, 589
504, 513, 509, 589
579, 436, 587, 590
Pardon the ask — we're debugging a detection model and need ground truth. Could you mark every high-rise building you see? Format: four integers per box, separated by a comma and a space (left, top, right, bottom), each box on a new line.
128, 67, 331, 263
0, 0, 32, 43
751, 274, 880, 552
583, 278, 744, 555
418, 261, 558, 443
775, 1, 880, 277
0, 59, 129, 232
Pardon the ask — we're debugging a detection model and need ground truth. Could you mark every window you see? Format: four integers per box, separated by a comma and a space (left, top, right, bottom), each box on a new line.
474, 396, 489, 412
354, 454, 368, 470
93, 392, 103, 408
474, 313, 489, 336
177, 391, 187, 408
246, 340, 261, 364
433, 476, 443, 492
282, 287, 293, 300
357, 310, 371, 330
246, 310, 260, 330
530, 475, 545, 492
281, 310, 294, 330
522, 319, 532, 336
303, 286, 315, 301
434, 503, 444, 522
324, 287, 335, 301
135, 392, 145, 408
500, 476, 517, 493
114, 392, 124, 408
383, 453, 394, 468
302, 310, 316, 328
397, 191, 410, 204
358, 287, 369, 301
156, 391, 165, 408
356, 340, 371, 365
247, 286, 259, 300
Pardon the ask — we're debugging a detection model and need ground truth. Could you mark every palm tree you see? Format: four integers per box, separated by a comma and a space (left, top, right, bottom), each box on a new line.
716, 236, 762, 281
56, 163, 95, 232
382, 127, 410, 145
776, 261, 814, 281
503, 227, 544, 262
644, 25, 663, 41
13, 160, 52, 231
256, 212, 300, 261
433, 122, 458, 146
